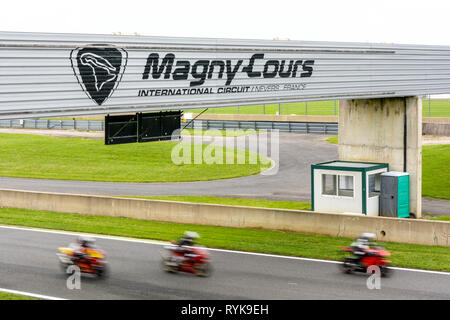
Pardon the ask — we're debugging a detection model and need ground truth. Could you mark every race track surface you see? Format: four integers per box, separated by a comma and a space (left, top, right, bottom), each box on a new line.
0, 226, 449, 300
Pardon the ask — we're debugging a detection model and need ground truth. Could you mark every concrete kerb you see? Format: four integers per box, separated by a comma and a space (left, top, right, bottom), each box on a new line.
0, 188, 448, 247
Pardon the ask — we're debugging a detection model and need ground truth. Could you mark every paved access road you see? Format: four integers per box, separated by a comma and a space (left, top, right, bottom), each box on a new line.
0, 226, 449, 300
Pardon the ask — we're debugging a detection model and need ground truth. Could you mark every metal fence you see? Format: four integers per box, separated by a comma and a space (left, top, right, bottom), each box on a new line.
0, 118, 337, 135
0, 119, 104, 131
183, 119, 338, 134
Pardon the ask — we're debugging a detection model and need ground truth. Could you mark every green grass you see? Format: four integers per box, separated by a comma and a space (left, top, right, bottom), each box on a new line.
187, 100, 450, 117
0, 133, 270, 182
326, 136, 450, 200
186, 101, 339, 116
0, 207, 448, 271
42, 100, 450, 118
422, 145, 450, 200
326, 136, 338, 144
422, 100, 450, 117
424, 214, 450, 222
119, 195, 311, 210
0, 291, 36, 300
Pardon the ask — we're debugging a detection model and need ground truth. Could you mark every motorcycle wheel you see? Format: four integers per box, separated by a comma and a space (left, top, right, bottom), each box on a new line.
195, 262, 212, 277
339, 261, 353, 274
96, 265, 109, 279
161, 258, 176, 273
380, 266, 392, 278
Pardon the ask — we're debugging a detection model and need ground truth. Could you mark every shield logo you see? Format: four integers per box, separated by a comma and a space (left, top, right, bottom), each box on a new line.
71, 45, 127, 106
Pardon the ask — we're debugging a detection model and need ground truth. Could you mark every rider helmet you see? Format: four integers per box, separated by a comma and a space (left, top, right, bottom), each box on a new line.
182, 231, 200, 246
359, 233, 376, 242
77, 236, 96, 248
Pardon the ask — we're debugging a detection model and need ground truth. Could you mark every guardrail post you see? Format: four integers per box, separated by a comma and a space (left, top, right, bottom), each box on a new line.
428, 95, 431, 117
305, 102, 308, 115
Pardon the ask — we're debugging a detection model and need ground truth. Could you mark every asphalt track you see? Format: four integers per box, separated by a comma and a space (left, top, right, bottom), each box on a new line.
0, 131, 447, 214
0, 226, 449, 300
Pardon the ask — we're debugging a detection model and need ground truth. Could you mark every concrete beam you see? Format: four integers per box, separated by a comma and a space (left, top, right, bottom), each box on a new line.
338, 97, 422, 218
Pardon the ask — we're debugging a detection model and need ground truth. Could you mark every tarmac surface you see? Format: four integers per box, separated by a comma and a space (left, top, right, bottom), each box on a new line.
0, 226, 449, 300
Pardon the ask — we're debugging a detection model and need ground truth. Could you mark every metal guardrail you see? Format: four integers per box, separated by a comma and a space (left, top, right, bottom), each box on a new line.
0, 119, 104, 131
0, 118, 337, 134
183, 119, 338, 134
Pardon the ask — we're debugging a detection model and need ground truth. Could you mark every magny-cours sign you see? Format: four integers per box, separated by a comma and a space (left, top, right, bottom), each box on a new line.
0, 31, 450, 119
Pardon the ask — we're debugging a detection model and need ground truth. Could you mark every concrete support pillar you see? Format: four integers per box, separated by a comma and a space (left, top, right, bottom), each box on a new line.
338, 97, 422, 218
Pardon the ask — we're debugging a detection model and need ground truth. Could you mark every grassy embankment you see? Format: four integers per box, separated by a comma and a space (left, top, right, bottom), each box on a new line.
0, 133, 270, 182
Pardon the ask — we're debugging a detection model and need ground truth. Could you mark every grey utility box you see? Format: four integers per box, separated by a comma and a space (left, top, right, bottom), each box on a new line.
379, 172, 410, 218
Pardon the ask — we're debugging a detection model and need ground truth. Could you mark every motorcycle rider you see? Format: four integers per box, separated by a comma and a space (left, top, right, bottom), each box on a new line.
350, 233, 377, 267
72, 236, 96, 263
173, 231, 200, 266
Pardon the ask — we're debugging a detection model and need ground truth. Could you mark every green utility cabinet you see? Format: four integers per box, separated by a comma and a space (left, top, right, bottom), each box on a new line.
379, 172, 410, 218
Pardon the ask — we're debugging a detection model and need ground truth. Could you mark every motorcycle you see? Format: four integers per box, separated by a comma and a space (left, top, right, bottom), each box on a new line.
339, 246, 392, 277
161, 244, 212, 277
57, 245, 109, 278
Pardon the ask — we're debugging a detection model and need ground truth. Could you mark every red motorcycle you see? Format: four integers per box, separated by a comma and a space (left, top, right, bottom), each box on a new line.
339, 246, 392, 277
161, 244, 212, 277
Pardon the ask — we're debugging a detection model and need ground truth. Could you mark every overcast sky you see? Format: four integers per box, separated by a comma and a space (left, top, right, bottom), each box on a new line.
0, 0, 449, 46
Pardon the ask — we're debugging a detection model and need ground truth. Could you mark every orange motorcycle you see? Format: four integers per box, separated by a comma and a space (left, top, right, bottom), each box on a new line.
57, 245, 109, 278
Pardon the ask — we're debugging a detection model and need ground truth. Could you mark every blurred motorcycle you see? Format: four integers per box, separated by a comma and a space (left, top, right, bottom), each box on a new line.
57, 244, 109, 278
339, 245, 392, 277
161, 243, 212, 277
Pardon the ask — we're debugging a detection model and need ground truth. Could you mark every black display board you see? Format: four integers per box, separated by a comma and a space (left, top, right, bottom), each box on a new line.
105, 111, 181, 145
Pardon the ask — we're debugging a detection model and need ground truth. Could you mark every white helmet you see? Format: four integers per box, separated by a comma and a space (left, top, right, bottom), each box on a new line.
360, 233, 376, 241
184, 231, 200, 239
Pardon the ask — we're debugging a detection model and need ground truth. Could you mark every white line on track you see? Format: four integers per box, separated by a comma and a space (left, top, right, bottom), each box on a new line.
0, 287, 66, 300
1, 224, 449, 276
